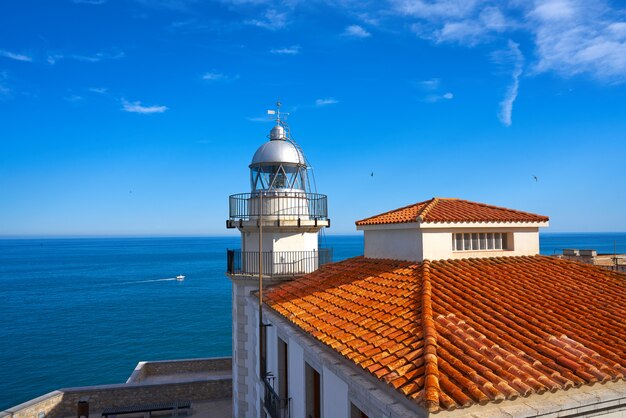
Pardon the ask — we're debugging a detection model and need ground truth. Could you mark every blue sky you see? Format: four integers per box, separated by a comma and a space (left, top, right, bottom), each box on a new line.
0, 0, 625, 236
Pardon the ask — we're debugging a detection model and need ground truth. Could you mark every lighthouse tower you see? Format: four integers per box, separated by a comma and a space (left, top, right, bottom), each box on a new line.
226, 101, 331, 417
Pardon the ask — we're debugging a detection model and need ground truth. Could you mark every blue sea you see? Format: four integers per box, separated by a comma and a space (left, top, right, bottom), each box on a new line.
1, 233, 625, 409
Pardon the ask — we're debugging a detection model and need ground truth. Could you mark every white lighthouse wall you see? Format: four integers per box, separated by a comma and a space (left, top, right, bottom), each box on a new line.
242, 231, 318, 253
232, 279, 262, 418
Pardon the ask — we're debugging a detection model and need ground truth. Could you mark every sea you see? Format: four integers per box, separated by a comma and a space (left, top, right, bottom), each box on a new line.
1, 233, 625, 409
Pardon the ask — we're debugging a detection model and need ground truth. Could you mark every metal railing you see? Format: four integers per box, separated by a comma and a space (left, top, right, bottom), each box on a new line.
226, 249, 333, 278
228, 192, 328, 221
263, 377, 289, 418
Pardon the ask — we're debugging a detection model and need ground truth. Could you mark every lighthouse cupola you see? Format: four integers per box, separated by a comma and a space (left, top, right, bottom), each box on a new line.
249, 122, 307, 193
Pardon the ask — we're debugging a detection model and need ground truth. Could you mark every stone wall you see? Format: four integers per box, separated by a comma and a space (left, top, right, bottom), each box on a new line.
3, 379, 231, 418
2, 357, 232, 418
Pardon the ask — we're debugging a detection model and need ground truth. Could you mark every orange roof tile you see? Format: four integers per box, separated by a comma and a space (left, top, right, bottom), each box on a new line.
264, 256, 626, 412
355, 198, 549, 225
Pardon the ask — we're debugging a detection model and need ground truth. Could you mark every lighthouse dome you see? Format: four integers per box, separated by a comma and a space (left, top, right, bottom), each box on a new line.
250, 137, 306, 167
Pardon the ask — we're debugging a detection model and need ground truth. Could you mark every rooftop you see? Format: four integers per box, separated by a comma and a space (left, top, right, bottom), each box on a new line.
355, 197, 549, 226
264, 255, 626, 412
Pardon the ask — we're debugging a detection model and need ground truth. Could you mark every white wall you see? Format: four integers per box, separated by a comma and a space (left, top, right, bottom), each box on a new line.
323, 366, 349, 418
363, 228, 423, 261
288, 338, 306, 418
363, 225, 541, 262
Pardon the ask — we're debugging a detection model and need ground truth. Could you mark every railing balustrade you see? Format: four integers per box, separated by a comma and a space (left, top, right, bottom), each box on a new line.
229, 192, 328, 221
226, 249, 333, 278
263, 377, 289, 418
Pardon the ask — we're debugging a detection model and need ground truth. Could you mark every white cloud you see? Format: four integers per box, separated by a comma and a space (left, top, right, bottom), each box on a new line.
88, 87, 108, 94
64, 94, 83, 102
421, 92, 454, 102
247, 116, 273, 122
246, 9, 288, 30
202, 71, 239, 82
315, 98, 339, 106
270, 45, 301, 55
391, 0, 483, 19
343, 24, 371, 38
496, 40, 524, 127
528, 0, 626, 81
0, 72, 10, 98
416, 78, 440, 90
121, 99, 168, 114
0, 50, 33, 62
202, 72, 226, 81
388, 0, 626, 82
47, 49, 124, 65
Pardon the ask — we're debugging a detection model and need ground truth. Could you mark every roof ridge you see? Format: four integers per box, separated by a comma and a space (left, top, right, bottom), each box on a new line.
354, 199, 430, 225
455, 198, 548, 218
416, 197, 439, 222
420, 260, 440, 412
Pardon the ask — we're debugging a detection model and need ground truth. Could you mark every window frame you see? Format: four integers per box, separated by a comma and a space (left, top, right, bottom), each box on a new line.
452, 232, 510, 252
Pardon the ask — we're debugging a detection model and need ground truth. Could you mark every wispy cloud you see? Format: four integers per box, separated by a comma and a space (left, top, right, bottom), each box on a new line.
121, 99, 168, 114
494, 40, 524, 127
315, 98, 339, 106
421, 92, 454, 102
343, 24, 371, 38
247, 116, 273, 122
414, 78, 453, 102
202, 71, 239, 82
87, 87, 108, 94
0, 49, 33, 62
415, 78, 441, 91
47, 49, 124, 65
246, 9, 288, 30
0, 71, 10, 98
63, 94, 83, 102
527, 0, 626, 82
270, 45, 300, 55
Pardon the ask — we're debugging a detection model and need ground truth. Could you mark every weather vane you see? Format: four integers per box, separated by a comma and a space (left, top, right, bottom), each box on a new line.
267, 98, 289, 123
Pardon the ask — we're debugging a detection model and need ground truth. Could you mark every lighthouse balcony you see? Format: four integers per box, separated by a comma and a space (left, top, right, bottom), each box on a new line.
226, 248, 333, 278
227, 192, 329, 229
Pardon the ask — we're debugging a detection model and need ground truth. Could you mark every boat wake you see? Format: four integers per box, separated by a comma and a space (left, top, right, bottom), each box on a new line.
120, 277, 179, 285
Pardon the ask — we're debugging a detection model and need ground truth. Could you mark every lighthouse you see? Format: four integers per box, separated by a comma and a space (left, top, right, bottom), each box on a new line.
226, 101, 331, 417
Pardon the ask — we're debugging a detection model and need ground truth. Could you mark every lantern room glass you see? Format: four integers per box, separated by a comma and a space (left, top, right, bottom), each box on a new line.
251, 164, 307, 192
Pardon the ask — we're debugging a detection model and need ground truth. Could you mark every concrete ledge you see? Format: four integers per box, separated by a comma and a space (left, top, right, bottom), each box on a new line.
127, 357, 231, 383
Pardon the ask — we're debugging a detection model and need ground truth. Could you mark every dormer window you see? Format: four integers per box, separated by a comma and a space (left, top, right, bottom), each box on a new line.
453, 232, 509, 252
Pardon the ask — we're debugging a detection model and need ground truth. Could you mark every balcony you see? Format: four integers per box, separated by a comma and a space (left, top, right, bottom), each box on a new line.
263, 377, 290, 418
226, 249, 333, 278
228, 192, 328, 221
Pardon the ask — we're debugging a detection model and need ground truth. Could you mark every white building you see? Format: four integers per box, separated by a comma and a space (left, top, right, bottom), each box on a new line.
227, 114, 626, 418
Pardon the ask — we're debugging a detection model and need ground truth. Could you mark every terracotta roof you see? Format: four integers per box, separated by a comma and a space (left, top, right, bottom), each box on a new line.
355, 198, 549, 225
264, 256, 626, 412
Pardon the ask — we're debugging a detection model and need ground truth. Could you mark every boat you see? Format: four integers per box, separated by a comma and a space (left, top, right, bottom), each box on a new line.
176, 275, 185, 281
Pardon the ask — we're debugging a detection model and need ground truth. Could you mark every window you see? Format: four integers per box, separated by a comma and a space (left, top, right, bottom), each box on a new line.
277, 338, 288, 400
305, 363, 321, 418
452, 232, 509, 251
